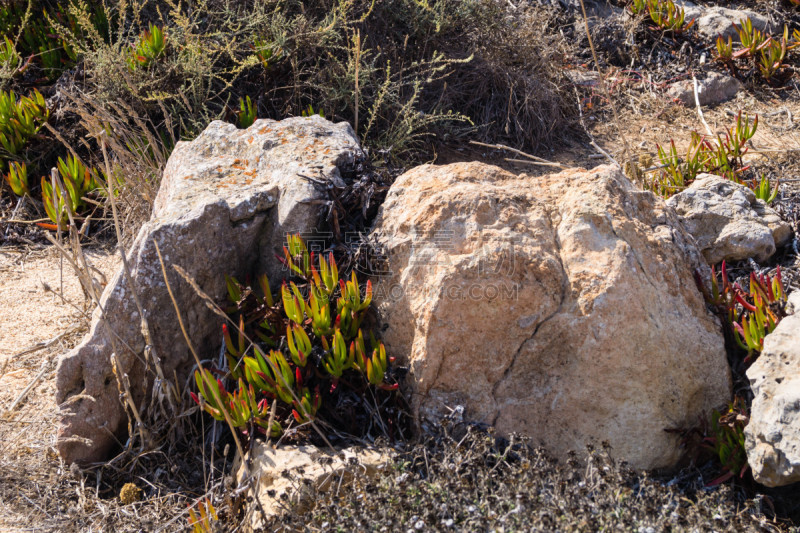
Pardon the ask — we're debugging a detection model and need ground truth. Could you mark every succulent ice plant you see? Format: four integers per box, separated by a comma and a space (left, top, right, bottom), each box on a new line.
192, 234, 401, 441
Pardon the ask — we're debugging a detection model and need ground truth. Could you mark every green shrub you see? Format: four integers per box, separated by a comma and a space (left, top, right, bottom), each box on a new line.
704, 397, 750, 486
236, 95, 256, 129
127, 23, 165, 71
0, 88, 48, 159
4, 159, 27, 196
0, 0, 109, 81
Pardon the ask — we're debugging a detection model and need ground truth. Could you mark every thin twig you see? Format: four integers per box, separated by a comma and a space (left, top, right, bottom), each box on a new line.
3, 361, 53, 417
469, 140, 568, 168
693, 76, 713, 138
3, 326, 80, 361
503, 158, 566, 168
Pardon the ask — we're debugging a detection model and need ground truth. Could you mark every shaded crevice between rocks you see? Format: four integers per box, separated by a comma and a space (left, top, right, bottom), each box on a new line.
489, 208, 570, 427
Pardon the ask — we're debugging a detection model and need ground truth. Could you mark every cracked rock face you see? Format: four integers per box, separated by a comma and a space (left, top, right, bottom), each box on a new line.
745, 291, 800, 487
667, 175, 792, 265
55, 117, 363, 464
372, 162, 730, 470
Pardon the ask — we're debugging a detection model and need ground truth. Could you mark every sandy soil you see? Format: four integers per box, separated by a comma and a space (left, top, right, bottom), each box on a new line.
0, 246, 119, 532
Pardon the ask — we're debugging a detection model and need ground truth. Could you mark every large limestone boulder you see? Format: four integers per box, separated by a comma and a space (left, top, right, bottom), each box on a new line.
667, 175, 791, 265
372, 162, 730, 470
745, 291, 800, 487
56, 117, 363, 464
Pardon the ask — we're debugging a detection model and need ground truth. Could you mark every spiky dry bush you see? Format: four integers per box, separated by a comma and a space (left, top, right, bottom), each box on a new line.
269, 420, 785, 532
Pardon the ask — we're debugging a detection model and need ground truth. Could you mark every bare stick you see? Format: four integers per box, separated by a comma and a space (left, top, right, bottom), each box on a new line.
504, 158, 567, 168
111, 352, 152, 450
693, 76, 713, 138
99, 136, 178, 408
470, 140, 567, 168
3, 326, 79, 361
3, 362, 52, 417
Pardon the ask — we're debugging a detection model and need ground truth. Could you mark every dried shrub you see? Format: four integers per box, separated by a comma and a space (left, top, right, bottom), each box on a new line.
269, 419, 771, 532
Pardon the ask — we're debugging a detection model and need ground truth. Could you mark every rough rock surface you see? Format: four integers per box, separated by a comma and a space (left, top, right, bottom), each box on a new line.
372, 162, 731, 471
745, 291, 800, 487
666, 175, 792, 265
666, 71, 742, 107
55, 117, 363, 464
680, 3, 771, 40
235, 443, 388, 532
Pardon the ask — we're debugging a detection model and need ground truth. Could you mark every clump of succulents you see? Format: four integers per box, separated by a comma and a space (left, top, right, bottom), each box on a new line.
192, 234, 403, 443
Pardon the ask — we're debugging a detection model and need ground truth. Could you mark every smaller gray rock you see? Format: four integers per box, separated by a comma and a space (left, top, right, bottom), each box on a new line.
235, 442, 389, 532
667, 175, 791, 265
667, 72, 742, 107
680, 4, 771, 40
745, 291, 800, 487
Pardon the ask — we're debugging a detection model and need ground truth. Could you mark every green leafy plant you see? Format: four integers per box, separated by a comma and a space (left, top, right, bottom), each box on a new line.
0, 88, 49, 157
647, 113, 758, 198
253, 37, 280, 69
697, 261, 786, 363
0, 36, 20, 72
736, 18, 769, 57
0, 0, 108, 80
757, 36, 789, 83
732, 269, 785, 356
128, 23, 165, 70
192, 234, 400, 442
715, 19, 795, 83
300, 104, 325, 118
236, 96, 257, 129
4, 160, 27, 196
647, 0, 694, 33
715, 35, 734, 65
704, 397, 749, 486
57, 154, 99, 210
40, 155, 100, 227
752, 174, 778, 204
628, 0, 695, 33
40, 174, 68, 226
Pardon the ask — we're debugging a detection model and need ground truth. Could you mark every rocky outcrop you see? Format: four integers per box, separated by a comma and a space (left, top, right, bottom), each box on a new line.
667, 175, 791, 265
55, 117, 363, 464
666, 72, 741, 107
372, 162, 731, 471
236, 443, 389, 532
745, 291, 800, 487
